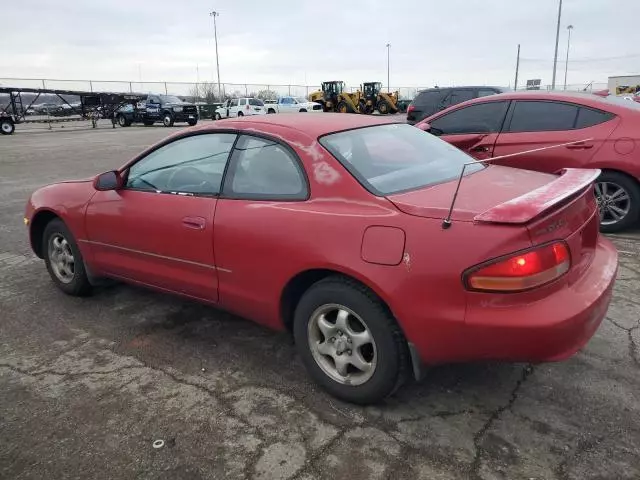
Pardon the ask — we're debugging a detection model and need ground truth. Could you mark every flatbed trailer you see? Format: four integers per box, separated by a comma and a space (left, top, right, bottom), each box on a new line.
0, 86, 143, 135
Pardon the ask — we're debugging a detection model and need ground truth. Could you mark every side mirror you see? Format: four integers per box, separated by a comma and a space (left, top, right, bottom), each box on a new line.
94, 171, 121, 191
417, 122, 432, 132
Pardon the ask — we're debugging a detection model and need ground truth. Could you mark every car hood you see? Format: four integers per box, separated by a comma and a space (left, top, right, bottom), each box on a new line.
386, 165, 558, 222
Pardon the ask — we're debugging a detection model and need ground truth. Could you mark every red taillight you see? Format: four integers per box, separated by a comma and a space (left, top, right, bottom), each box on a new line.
464, 242, 571, 292
407, 104, 415, 113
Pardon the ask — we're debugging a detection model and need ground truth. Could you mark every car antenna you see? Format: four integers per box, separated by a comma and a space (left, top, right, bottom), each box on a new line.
441, 138, 593, 230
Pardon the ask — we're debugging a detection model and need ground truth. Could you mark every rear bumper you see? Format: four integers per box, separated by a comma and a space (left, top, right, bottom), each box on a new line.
459, 237, 618, 362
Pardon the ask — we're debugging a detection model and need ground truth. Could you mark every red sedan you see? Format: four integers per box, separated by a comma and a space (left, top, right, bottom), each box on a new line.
25, 114, 617, 404
416, 91, 640, 232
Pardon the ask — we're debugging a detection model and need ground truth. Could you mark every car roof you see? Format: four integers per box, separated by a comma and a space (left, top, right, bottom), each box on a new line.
418, 86, 506, 92
444, 89, 639, 113
194, 113, 400, 137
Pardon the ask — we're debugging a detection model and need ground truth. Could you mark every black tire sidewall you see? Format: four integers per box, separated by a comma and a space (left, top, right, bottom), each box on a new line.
293, 279, 403, 404
163, 114, 174, 127
42, 219, 91, 296
1, 120, 15, 135
598, 171, 640, 233
117, 115, 127, 127
237, 112, 244, 117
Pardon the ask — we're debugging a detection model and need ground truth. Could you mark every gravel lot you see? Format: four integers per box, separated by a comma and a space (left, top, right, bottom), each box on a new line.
1, 121, 639, 480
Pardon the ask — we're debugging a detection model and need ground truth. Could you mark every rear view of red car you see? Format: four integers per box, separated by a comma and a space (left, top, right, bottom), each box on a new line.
417, 91, 640, 232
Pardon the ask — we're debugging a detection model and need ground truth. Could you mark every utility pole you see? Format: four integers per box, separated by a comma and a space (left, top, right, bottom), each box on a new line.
563, 25, 574, 90
514, 44, 521, 91
209, 10, 222, 100
551, 0, 563, 90
386, 43, 391, 91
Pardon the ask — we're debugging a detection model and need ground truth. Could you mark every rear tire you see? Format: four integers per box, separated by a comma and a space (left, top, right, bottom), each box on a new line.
293, 276, 408, 404
337, 101, 348, 113
299, 108, 307, 113
267, 108, 276, 114
214, 112, 222, 120
596, 171, 640, 233
377, 101, 389, 115
117, 114, 131, 127
42, 219, 92, 296
237, 111, 244, 117
1, 118, 15, 135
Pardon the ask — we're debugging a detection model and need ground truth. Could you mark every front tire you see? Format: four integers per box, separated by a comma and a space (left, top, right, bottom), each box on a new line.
43, 219, 92, 296
596, 171, 640, 233
293, 276, 408, 404
237, 111, 244, 117
1, 118, 15, 135
162, 113, 175, 127
377, 101, 389, 115
337, 101, 348, 113
187, 119, 198, 126
267, 108, 276, 114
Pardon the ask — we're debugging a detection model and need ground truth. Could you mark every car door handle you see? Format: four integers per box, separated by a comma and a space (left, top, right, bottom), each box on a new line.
182, 216, 206, 230
470, 145, 491, 153
566, 142, 594, 149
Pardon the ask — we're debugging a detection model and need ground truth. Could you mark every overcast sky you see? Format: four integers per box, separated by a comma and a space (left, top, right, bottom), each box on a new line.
3, 0, 640, 92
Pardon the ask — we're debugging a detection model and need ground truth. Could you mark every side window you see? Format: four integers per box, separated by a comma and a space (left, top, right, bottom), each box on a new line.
575, 107, 615, 129
239, 98, 246, 106
507, 101, 579, 132
126, 133, 237, 195
230, 99, 239, 107
430, 101, 509, 135
414, 90, 445, 108
282, 97, 293, 104
478, 89, 499, 98
448, 89, 475, 106
224, 135, 307, 199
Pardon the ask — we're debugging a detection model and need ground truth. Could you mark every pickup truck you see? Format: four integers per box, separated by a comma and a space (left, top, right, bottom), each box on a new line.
115, 94, 198, 127
264, 96, 323, 114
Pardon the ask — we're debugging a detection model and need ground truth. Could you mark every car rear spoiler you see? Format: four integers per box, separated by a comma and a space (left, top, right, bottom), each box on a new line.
441, 138, 595, 229
474, 168, 601, 224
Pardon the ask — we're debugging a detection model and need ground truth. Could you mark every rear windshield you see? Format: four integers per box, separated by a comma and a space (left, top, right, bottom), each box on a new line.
319, 124, 484, 195
249, 98, 264, 106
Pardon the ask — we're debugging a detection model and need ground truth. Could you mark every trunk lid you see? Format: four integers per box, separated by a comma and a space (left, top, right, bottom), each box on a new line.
387, 166, 601, 275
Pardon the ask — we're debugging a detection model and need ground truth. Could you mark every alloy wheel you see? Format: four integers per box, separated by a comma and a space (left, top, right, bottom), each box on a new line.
595, 181, 631, 226
307, 304, 377, 386
48, 234, 75, 284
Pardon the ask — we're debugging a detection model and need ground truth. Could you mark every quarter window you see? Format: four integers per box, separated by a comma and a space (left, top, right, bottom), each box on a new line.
507, 101, 579, 132
224, 136, 307, 199
575, 107, 615, 129
430, 101, 509, 135
126, 133, 237, 195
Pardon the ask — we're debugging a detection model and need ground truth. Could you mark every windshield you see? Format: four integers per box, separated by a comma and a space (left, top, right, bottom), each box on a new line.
320, 124, 484, 195
159, 95, 183, 104
249, 98, 264, 106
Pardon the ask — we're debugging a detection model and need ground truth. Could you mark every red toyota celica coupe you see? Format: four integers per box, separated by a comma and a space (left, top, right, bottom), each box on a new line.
25, 114, 618, 404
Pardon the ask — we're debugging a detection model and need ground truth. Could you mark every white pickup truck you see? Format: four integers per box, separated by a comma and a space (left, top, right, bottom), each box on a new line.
264, 96, 323, 114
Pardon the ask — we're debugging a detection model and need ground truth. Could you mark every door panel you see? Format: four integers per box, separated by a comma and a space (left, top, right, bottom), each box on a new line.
85, 190, 218, 301
492, 101, 620, 173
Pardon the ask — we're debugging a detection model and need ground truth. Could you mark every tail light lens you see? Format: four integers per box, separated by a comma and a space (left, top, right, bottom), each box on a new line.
407, 104, 415, 113
464, 241, 571, 292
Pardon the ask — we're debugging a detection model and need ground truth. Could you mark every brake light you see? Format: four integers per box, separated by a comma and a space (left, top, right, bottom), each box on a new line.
407, 104, 415, 113
464, 241, 571, 292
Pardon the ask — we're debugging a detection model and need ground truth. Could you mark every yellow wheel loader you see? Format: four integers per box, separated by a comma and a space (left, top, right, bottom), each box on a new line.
359, 82, 399, 114
308, 81, 360, 113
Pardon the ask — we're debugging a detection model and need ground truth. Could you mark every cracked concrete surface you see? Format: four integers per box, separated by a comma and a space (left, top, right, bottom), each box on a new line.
1, 126, 639, 479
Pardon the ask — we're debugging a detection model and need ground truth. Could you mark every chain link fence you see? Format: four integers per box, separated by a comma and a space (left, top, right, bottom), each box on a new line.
0, 78, 610, 104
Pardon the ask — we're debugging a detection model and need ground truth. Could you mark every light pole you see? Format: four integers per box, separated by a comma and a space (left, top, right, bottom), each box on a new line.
209, 10, 222, 100
563, 25, 574, 90
551, 0, 563, 89
386, 43, 391, 91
